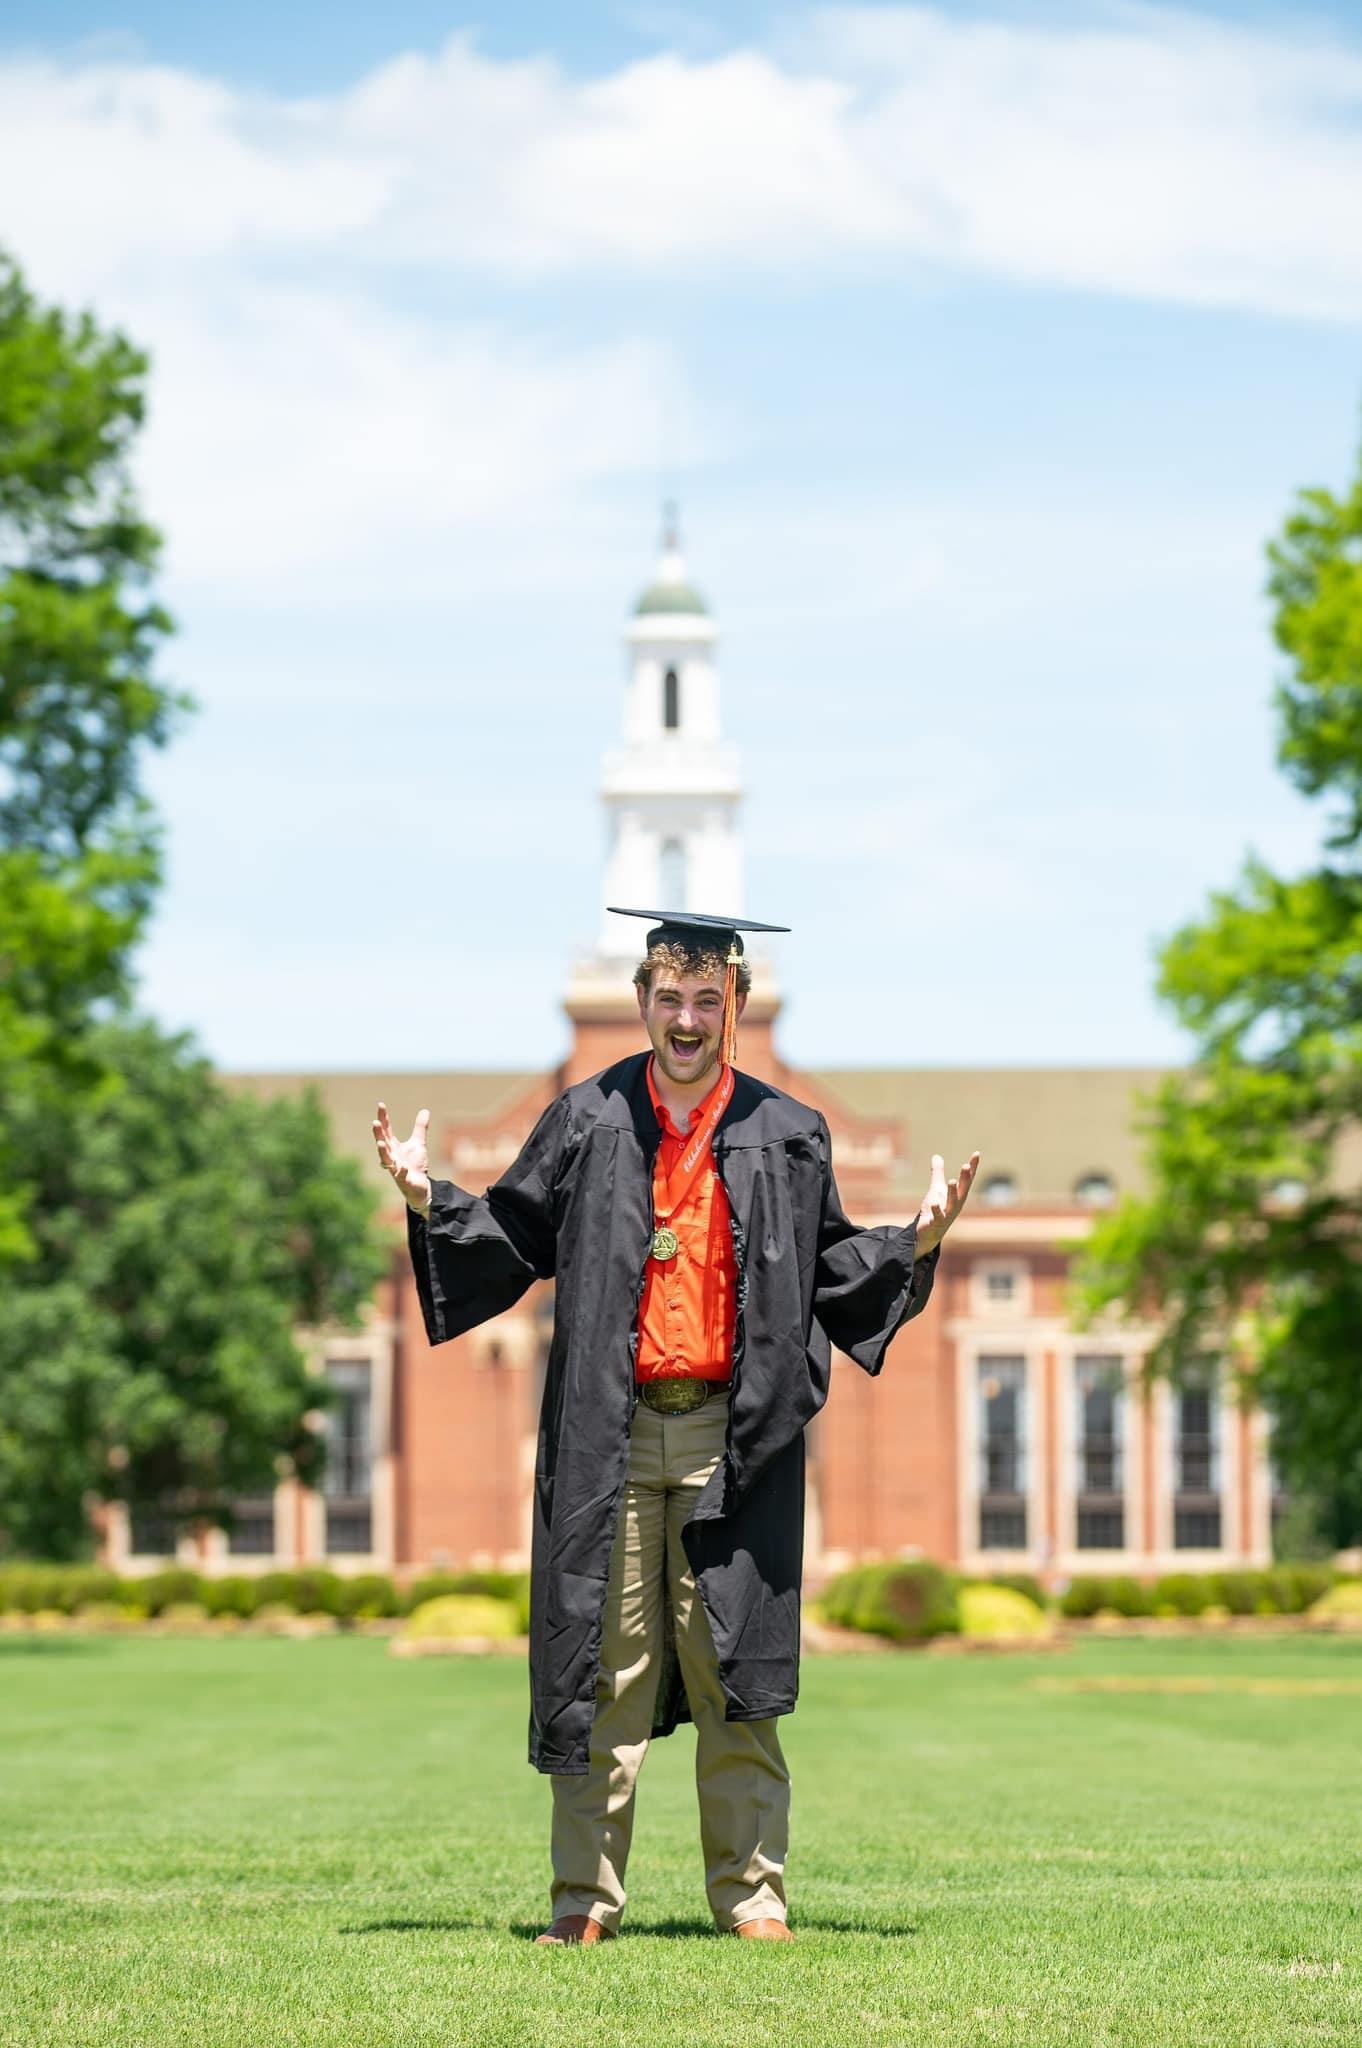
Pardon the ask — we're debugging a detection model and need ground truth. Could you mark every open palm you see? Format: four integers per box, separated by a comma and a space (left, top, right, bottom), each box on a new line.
373, 1101, 432, 1214
914, 1151, 980, 1257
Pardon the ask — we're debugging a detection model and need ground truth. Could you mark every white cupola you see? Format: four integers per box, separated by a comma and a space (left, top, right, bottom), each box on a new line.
595, 507, 743, 956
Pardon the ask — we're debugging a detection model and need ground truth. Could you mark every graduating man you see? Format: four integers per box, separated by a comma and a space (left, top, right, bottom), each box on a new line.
373, 910, 977, 1945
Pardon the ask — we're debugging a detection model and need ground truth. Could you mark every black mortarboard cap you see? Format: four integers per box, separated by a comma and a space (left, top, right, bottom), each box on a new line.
606, 907, 790, 958
607, 907, 789, 1064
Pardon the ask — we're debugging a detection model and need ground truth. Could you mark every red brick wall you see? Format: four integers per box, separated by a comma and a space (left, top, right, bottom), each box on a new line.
394, 1254, 538, 1568
815, 1276, 955, 1564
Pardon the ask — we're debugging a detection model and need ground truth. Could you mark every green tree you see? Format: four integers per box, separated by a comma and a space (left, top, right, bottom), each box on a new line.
0, 1021, 387, 1559
1075, 428, 1362, 1550
0, 251, 386, 1557
0, 247, 182, 1259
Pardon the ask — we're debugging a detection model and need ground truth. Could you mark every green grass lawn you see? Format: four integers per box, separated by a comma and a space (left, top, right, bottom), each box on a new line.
1, 1632, 1359, 2047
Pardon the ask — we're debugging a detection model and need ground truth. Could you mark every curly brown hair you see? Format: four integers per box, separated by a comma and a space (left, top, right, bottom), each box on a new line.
633, 940, 753, 998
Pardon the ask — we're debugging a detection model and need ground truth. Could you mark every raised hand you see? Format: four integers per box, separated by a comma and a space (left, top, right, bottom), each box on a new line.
914, 1151, 979, 1257
373, 1102, 433, 1216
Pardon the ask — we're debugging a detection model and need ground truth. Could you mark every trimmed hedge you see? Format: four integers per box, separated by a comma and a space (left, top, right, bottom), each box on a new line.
337, 1573, 405, 1620
407, 1571, 531, 1632
2, 1560, 1347, 1635
250, 1569, 346, 1616
133, 1569, 205, 1617
199, 1575, 268, 1619
403, 1594, 522, 1641
0, 1566, 123, 1615
1060, 1575, 1151, 1619
820, 1562, 1348, 1637
1268, 1566, 1336, 1614
819, 1560, 960, 1642
1311, 1581, 1362, 1620
0, 1564, 531, 1629
982, 1571, 1047, 1610
1059, 1565, 1340, 1620
1151, 1573, 1212, 1617
958, 1584, 1052, 1640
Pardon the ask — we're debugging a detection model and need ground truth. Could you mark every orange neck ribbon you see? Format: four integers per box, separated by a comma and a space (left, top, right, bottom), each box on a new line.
653, 1061, 734, 1225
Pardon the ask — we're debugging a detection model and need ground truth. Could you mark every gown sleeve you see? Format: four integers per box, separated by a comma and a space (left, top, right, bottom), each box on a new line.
406, 1094, 573, 1345
811, 1115, 941, 1374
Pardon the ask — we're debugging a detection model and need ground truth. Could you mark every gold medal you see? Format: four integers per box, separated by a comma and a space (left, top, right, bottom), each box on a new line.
651, 1224, 680, 1261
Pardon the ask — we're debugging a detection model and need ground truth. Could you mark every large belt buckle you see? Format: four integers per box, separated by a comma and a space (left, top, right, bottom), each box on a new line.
641, 1379, 715, 1415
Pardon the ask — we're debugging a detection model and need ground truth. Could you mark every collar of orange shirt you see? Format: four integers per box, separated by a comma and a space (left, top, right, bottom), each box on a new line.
645, 1053, 730, 1140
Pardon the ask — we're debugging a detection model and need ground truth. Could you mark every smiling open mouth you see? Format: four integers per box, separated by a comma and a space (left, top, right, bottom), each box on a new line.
669, 1034, 705, 1060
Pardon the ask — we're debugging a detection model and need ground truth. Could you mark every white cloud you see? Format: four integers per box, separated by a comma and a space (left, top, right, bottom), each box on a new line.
3, 5, 1361, 600
338, 43, 903, 270
812, 4, 1362, 320
0, 58, 387, 293
6, 8, 1362, 307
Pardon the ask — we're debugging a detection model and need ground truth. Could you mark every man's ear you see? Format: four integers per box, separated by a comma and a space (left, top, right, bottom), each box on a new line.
635, 982, 649, 1021
735, 990, 748, 1021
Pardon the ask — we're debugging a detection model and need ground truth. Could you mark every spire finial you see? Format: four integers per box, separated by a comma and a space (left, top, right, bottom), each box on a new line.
661, 497, 680, 552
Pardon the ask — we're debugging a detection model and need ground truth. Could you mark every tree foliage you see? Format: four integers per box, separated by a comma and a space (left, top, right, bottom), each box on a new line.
1075, 426, 1362, 1547
0, 248, 184, 1259
0, 1022, 387, 1559
0, 250, 386, 1557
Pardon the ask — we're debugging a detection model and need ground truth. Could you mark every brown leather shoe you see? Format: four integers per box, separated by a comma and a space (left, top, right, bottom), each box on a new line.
534, 1915, 615, 1946
732, 1918, 794, 1940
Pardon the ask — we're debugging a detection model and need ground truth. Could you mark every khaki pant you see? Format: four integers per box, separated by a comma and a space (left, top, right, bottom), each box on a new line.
549, 1390, 790, 1933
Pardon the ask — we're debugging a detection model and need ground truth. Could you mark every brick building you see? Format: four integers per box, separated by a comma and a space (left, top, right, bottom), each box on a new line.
104, 520, 1272, 1584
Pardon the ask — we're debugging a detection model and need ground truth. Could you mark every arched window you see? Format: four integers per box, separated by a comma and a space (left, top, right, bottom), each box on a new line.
1074, 1172, 1115, 1208
658, 837, 686, 909
981, 1173, 1019, 1207
663, 667, 680, 730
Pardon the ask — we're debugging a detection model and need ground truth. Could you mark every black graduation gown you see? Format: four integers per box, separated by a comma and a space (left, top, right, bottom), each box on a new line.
407, 1052, 940, 1775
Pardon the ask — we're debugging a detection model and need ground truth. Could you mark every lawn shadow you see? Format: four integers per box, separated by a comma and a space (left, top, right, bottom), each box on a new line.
0, 1636, 108, 1657
511, 1915, 921, 1941
788, 1915, 921, 1938
340, 1916, 503, 1935
343, 1912, 921, 1941
499, 1916, 724, 1942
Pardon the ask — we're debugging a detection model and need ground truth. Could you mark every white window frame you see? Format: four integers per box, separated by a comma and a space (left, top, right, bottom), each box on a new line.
957, 1340, 1044, 1573
969, 1258, 1032, 1318
1064, 1349, 1135, 1564
1161, 1367, 1234, 1563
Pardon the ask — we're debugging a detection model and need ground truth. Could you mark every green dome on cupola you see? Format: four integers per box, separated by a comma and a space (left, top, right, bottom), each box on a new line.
635, 579, 707, 616
633, 503, 708, 617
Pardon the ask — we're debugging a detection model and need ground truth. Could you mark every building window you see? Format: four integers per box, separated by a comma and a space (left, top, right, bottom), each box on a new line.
1075, 1354, 1125, 1550
1074, 1172, 1115, 1208
978, 1356, 1027, 1549
658, 836, 686, 910
323, 1359, 373, 1556
981, 1173, 1019, 1207
663, 667, 680, 730
971, 1261, 1029, 1317
1173, 1379, 1221, 1549
228, 1495, 277, 1556
129, 1506, 178, 1556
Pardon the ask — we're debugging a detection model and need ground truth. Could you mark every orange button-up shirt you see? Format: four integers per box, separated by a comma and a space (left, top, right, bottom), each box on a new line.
636, 1059, 737, 1383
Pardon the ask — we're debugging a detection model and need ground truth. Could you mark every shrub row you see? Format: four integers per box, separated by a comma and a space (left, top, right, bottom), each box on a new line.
1059, 1566, 1338, 1619
6, 1559, 1345, 1636
0, 1565, 530, 1629
818, 1560, 1348, 1640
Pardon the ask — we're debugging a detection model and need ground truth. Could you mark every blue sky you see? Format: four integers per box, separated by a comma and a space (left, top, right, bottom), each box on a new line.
2, 1, 1360, 1073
